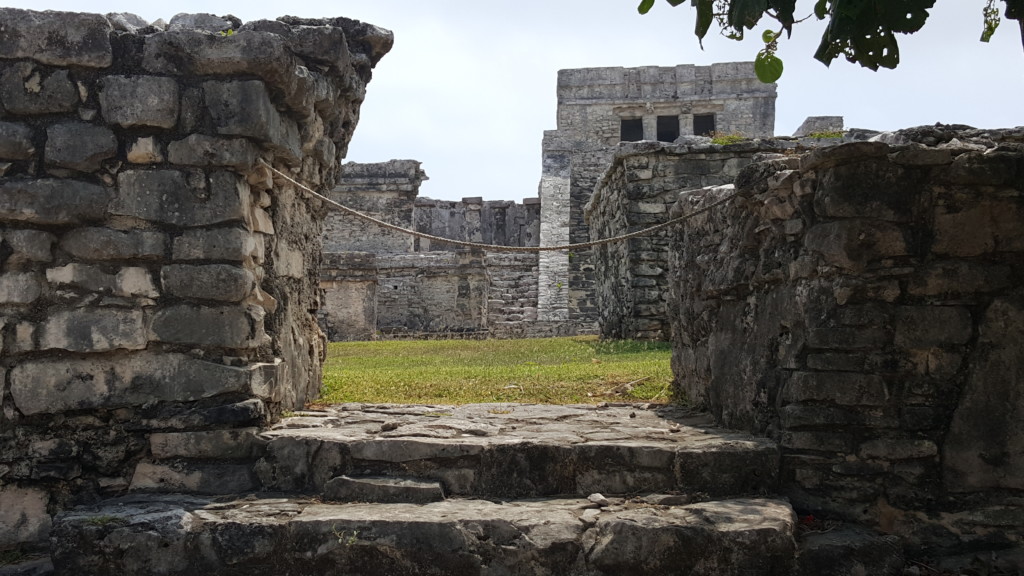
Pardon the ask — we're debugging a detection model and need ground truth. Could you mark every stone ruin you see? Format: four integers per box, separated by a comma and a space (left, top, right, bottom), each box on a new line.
0, 6, 1023, 575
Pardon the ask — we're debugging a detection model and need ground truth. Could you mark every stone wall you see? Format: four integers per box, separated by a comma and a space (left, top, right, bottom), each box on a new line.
0, 8, 389, 552
323, 160, 425, 253
539, 63, 776, 329
375, 251, 489, 336
320, 161, 553, 340
587, 139, 793, 340
665, 126, 1024, 554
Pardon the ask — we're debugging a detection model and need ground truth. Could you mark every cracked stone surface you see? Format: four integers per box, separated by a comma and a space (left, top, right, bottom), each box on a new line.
52, 494, 797, 576
255, 403, 780, 499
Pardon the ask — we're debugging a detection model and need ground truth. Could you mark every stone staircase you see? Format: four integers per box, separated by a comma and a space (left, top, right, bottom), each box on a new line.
45, 404, 894, 575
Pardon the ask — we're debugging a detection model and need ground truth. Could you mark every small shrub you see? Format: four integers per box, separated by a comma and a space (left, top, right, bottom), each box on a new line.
807, 130, 844, 139
709, 131, 748, 146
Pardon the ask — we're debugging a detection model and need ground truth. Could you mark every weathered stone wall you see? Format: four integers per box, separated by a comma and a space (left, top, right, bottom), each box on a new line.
323, 160, 425, 253
587, 139, 791, 340
319, 252, 378, 341
539, 63, 776, 329
666, 127, 1024, 553
0, 8, 389, 552
376, 251, 489, 336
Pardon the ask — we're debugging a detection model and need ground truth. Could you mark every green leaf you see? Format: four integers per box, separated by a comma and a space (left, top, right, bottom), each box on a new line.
814, 0, 829, 19
762, 29, 777, 43
754, 51, 784, 83
638, 0, 655, 15
694, 0, 714, 43
981, 0, 1000, 42
727, 0, 768, 31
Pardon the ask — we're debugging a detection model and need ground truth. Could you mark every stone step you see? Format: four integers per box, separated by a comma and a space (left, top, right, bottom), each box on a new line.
253, 403, 780, 500
324, 475, 446, 503
51, 494, 797, 576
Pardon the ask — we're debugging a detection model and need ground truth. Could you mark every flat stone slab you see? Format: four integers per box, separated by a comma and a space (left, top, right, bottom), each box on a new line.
256, 403, 779, 499
323, 475, 445, 503
52, 494, 796, 575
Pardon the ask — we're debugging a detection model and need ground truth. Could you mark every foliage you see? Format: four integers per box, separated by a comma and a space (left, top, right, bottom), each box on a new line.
709, 131, 748, 145
318, 336, 674, 405
806, 129, 843, 138
637, 0, 1024, 82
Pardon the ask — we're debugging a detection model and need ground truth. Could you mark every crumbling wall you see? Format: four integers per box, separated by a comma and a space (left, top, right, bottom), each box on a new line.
376, 251, 489, 336
323, 160, 424, 253
587, 140, 790, 340
0, 8, 390, 552
319, 252, 378, 341
666, 127, 1024, 554
414, 197, 540, 251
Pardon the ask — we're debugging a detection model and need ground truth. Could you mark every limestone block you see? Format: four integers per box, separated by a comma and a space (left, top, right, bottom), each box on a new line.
0, 178, 110, 225
161, 264, 255, 302
9, 352, 272, 415
0, 121, 35, 159
888, 146, 953, 166
129, 462, 255, 494
47, 263, 158, 298
815, 159, 916, 222
894, 306, 973, 349
933, 204, 996, 257
3, 228, 54, 263
113, 170, 249, 227
939, 150, 1021, 187
796, 526, 904, 576
149, 304, 262, 348
944, 293, 1024, 491
858, 438, 938, 460
105, 12, 148, 33
0, 272, 41, 304
909, 261, 1010, 300
0, 8, 113, 67
126, 136, 164, 164
781, 371, 889, 407
0, 63, 77, 115
39, 308, 147, 352
323, 476, 445, 504
166, 13, 234, 33
44, 122, 117, 172
0, 485, 51, 548
167, 134, 259, 170
203, 80, 301, 160
799, 141, 890, 172
150, 428, 263, 460
60, 228, 167, 260
172, 227, 262, 262
804, 219, 908, 271
99, 75, 180, 128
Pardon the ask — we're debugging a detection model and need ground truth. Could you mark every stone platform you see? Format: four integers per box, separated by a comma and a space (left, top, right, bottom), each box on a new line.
257, 403, 781, 499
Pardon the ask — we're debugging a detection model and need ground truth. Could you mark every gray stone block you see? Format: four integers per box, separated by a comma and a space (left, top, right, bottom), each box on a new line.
113, 170, 249, 227
172, 227, 263, 262
167, 134, 259, 170
38, 308, 147, 352
150, 428, 263, 460
203, 80, 301, 160
0, 485, 51, 549
2, 228, 54, 263
782, 372, 889, 406
796, 526, 903, 576
0, 8, 112, 67
9, 352, 271, 415
0, 272, 41, 304
0, 179, 110, 225
0, 63, 78, 115
0, 121, 35, 160
46, 263, 159, 298
129, 462, 256, 494
323, 476, 445, 503
166, 13, 233, 33
45, 122, 117, 172
60, 228, 166, 260
150, 303, 261, 348
161, 264, 254, 302
99, 75, 180, 128
894, 306, 973, 348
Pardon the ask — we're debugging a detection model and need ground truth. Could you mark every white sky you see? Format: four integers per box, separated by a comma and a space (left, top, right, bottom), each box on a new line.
8, 1, 1024, 201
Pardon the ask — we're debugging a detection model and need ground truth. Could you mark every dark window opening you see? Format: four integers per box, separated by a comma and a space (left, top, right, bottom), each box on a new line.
693, 114, 716, 137
657, 116, 680, 142
620, 118, 644, 142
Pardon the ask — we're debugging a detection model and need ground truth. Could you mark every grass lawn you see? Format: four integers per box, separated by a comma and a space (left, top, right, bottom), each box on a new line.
318, 336, 674, 405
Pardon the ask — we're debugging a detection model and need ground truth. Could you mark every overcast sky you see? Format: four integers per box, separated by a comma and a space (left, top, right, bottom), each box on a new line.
8, 1, 1024, 201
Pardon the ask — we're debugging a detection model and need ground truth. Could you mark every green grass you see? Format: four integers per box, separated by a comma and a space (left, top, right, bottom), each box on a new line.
318, 336, 674, 405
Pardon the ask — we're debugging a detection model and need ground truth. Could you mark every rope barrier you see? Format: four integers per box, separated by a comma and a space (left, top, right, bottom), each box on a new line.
260, 159, 739, 253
